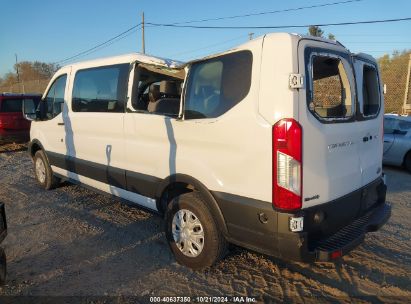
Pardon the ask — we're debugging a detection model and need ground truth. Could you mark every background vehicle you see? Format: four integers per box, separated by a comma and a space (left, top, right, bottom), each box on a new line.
0, 93, 40, 144
383, 114, 411, 172
25, 33, 390, 269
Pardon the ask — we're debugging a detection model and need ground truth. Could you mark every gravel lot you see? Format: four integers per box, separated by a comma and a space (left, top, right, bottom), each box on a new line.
0, 143, 410, 302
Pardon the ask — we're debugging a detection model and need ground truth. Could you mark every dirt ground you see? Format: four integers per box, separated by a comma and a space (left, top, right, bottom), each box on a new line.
0, 143, 410, 303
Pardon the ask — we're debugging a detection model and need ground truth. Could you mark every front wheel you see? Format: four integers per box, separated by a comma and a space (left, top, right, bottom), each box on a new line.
33, 150, 60, 190
165, 192, 227, 269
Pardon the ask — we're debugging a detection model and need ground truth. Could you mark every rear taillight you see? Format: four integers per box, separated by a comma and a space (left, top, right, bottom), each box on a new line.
273, 118, 302, 210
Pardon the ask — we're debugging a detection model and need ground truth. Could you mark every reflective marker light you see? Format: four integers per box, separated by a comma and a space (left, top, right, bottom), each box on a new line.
273, 119, 302, 210
331, 250, 342, 259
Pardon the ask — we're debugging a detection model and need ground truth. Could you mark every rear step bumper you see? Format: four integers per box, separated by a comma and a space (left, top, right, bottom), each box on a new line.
214, 177, 389, 262
313, 202, 391, 261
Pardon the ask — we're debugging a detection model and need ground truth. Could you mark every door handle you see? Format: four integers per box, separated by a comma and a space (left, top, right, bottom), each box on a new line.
57, 122, 65, 126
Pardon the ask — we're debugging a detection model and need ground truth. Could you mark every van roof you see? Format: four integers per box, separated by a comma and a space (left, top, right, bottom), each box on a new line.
60, 33, 372, 71
63, 53, 184, 70
184, 32, 346, 66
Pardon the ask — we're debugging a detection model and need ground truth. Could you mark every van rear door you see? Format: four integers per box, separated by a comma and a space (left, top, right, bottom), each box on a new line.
353, 54, 384, 186
298, 40, 362, 208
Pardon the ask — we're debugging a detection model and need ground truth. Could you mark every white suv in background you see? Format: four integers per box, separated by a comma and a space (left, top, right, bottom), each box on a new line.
25, 33, 390, 269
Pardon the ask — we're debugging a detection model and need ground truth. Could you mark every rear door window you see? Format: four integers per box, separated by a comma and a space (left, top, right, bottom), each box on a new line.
0, 99, 23, 112
361, 64, 380, 117
308, 54, 354, 121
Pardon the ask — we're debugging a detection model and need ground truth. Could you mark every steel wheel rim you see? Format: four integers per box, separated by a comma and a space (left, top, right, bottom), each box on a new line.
35, 158, 46, 184
172, 209, 205, 257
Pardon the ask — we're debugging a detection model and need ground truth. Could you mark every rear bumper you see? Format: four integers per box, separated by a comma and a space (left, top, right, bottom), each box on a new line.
213, 176, 389, 262
280, 201, 390, 262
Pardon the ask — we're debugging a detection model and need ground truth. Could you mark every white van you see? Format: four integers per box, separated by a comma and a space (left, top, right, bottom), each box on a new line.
25, 33, 390, 269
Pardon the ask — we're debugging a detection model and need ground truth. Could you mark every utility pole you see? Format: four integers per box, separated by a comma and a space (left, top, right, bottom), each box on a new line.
15, 54, 20, 83
248, 33, 254, 40
15, 53, 25, 93
142, 12, 145, 54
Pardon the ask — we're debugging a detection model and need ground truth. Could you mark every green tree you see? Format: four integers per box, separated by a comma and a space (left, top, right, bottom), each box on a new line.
378, 50, 411, 113
308, 25, 324, 37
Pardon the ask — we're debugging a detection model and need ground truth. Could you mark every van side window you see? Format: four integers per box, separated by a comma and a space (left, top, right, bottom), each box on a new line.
72, 64, 129, 113
130, 63, 185, 117
362, 64, 380, 116
310, 56, 353, 120
184, 51, 252, 119
44, 74, 67, 119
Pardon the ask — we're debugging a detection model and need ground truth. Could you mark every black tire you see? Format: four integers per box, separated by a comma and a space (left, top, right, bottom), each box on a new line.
165, 192, 228, 269
33, 150, 60, 190
405, 151, 411, 173
0, 247, 6, 285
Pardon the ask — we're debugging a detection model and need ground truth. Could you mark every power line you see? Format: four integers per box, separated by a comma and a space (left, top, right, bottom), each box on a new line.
147, 17, 411, 29
163, 0, 364, 25
169, 34, 248, 57
54, 23, 142, 64
68, 27, 141, 62
50, 1, 367, 65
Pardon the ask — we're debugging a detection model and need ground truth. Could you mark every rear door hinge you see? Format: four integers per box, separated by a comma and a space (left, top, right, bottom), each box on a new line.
289, 74, 304, 89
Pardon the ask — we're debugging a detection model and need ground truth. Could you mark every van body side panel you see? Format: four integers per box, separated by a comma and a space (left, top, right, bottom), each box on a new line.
62, 62, 128, 189
124, 40, 272, 203
258, 34, 299, 125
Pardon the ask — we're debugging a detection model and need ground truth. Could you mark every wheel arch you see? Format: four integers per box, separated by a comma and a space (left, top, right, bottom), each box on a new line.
155, 174, 229, 236
28, 139, 45, 158
403, 149, 411, 169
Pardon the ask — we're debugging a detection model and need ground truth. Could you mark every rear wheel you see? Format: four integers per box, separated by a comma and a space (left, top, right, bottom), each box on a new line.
405, 151, 411, 173
34, 150, 60, 190
165, 192, 227, 269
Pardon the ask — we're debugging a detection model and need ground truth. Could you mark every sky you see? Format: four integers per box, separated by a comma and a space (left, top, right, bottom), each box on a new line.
0, 0, 410, 77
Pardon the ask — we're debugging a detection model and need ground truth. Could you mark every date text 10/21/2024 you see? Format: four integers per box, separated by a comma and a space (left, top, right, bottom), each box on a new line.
149, 296, 257, 303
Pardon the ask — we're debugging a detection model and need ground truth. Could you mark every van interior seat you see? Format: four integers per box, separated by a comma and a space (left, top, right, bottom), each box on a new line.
147, 83, 161, 112
149, 80, 181, 116
160, 80, 179, 98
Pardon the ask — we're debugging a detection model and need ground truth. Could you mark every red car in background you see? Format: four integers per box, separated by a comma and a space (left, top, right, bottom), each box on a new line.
0, 93, 41, 144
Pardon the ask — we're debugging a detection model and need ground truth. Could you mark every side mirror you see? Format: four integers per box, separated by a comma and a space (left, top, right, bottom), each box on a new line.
22, 99, 38, 121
